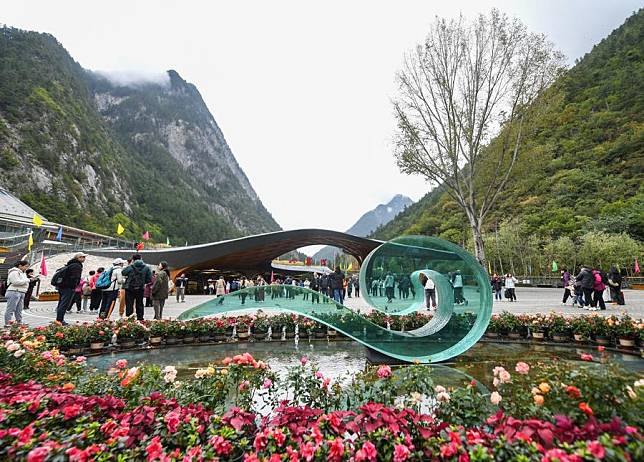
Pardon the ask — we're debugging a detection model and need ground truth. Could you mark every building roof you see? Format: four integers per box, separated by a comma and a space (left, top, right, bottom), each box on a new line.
0, 188, 46, 222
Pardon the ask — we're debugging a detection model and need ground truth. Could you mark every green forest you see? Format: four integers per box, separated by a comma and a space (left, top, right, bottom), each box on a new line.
374, 10, 644, 276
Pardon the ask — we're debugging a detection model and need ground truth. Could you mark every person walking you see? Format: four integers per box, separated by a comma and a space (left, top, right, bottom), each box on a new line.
121, 254, 152, 321
452, 270, 465, 304
99, 259, 124, 319
215, 276, 226, 304
561, 269, 572, 305
575, 266, 594, 308
607, 266, 624, 305
354, 278, 360, 297
310, 275, 321, 304
4, 260, 30, 326
590, 268, 606, 311
88, 268, 104, 313
175, 273, 188, 302
504, 273, 517, 302
54, 253, 86, 325
151, 261, 170, 320
490, 274, 502, 301
420, 272, 436, 310
330, 267, 346, 304
22, 269, 39, 310
384, 272, 395, 303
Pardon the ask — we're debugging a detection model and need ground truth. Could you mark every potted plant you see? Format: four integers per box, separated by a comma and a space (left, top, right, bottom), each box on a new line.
59, 326, 83, 354
486, 315, 501, 338
210, 318, 228, 342
529, 313, 552, 340
550, 314, 571, 342
589, 316, 611, 346
571, 316, 591, 342
116, 319, 147, 349
191, 320, 211, 343
165, 321, 181, 345
283, 315, 298, 339
87, 322, 113, 350
181, 321, 196, 344
252, 315, 270, 340
614, 315, 639, 349
148, 320, 167, 345
237, 318, 251, 340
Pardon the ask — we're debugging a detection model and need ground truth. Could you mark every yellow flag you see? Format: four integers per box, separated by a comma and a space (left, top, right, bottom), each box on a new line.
347, 263, 353, 271
116, 223, 125, 235
32, 214, 43, 227
488, 261, 492, 274
28, 232, 33, 251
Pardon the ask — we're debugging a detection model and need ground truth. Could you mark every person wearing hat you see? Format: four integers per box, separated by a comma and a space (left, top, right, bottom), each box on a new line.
98, 258, 125, 319
55, 252, 86, 325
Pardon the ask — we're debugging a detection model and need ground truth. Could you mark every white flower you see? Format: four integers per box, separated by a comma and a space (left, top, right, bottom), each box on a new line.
490, 391, 502, 405
436, 391, 450, 403
409, 392, 423, 405
13, 349, 25, 358
6, 342, 19, 352
434, 385, 446, 394
626, 386, 637, 400
162, 365, 178, 383
634, 379, 644, 388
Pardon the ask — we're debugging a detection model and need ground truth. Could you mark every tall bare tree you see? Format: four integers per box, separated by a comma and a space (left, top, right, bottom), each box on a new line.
393, 9, 565, 266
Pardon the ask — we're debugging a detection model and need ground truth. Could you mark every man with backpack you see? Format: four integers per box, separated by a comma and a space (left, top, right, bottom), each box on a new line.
121, 254, 152, 320
98, 258, 125, 319
53, 252, 86, 325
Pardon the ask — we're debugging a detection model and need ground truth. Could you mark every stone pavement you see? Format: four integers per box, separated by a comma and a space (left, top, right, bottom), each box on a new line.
10, 287, 644, 328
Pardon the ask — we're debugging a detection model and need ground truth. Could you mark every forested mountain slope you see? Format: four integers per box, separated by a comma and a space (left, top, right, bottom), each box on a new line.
374, 10, 643, 273
0, 27, 279, 243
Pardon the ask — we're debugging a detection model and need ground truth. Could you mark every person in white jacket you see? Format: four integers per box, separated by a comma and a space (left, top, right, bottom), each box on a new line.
4, 260, 30, 326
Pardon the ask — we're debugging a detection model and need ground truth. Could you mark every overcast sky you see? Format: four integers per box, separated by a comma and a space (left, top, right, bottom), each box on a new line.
3, 1, 641, 240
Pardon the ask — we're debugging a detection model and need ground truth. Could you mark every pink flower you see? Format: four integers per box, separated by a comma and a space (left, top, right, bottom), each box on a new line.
515, 362, 530, 374
300, 356, 308, 366
75, 356, 87, 364
243, 454, 260, 462
356, 441, 377, 462
239, 380, 250, 392
328, 438, 344, 462
223, 357, 232, 366
209, 435, 232, 456
63, 404, 81, 420
393, 444, 410, 462
580, 353, 594, 362
377, 365, 392, 378
300, 441, 316, 461
146, 436, 163, 461
490, 391, 502, 405
115, 359, 128, 369
315, 371, 324, 379
26, 446, 50, 462
597, 346, 605, 352
498, 370, 511, 383
262, 378, 272, 389
587, 441, 605, 459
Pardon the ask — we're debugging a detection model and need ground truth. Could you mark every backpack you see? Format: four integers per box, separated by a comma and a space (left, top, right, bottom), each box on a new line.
51, 265, 69, 288
0, 281, 7, 297
127, 265, 145, 290
95, 268, 114, 290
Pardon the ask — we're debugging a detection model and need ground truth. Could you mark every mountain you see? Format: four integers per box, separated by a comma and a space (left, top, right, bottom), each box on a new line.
0, 27, 279, 243
373, 10, 643, 272
312, 194, 412, 262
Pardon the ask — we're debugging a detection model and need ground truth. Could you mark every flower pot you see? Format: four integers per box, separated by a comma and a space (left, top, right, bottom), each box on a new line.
285, 331, 296, 339
327, 329, 337, 338
253, 330, 268, 340
214, 333, 228, 342
573, 333, 587, 342
68, 346, 83, 354
531, 331, 545, 341
314, 330, 326, 339
508, 332, 522, 339
198, 335, 211, 343
149, 336, 163, 345
595, 336, 610, 346
166, 336, 179, 345
618, 338, 635, 348
552, 334, 569, 343
89, 341, 104, 350
485, 331, 499, 338
183, 336, 195, 344
119, 340, 136, 349
237, 331, 250, 340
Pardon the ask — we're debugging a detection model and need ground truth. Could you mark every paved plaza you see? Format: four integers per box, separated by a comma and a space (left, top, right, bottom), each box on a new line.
14, 287, 644, 328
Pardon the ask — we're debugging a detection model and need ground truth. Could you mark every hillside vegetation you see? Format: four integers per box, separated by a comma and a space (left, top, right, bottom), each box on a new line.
374, 10, 643, 275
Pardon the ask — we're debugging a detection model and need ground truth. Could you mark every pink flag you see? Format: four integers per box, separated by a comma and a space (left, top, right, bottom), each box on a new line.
40, 253, 48, 276
142, 231, 150, 241
636, 257, 640, 274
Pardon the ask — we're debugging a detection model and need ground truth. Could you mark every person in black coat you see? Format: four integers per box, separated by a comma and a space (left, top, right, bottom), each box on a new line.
55, 253, 86, 325
575, 266, 594, 307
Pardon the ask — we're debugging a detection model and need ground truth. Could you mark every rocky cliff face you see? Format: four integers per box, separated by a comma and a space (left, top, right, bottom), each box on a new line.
0, 27, 279, 243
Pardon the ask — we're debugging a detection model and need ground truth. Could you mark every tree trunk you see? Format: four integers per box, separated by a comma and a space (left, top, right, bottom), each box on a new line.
470, 224, 487, 270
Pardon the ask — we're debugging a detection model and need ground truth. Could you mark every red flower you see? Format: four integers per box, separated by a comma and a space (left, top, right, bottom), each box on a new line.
254, 432, 268, 452
209, 435, 232, 456
300, 441, 316, 461
355, 441, 377, 462
377, 365, 392, 378
579, 402, 593, 416
597, 346, 605, 352
328, 438, 344, 462
55, 332, 64, 338
26, 446, 50, 462
393, 444, 410, 462
146, 436, 163, 461
580, 353, 593, 362
63, 404, 81, 420
587, 440, 605, 459
565, 386, 581, 399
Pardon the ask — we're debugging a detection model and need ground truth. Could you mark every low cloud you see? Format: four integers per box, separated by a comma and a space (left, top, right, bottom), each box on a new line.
93, 69, 171, 88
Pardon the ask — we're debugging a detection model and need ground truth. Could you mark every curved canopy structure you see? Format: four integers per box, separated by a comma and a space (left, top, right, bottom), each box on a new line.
178, 235, 492, 364
87, 229, 381, 273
